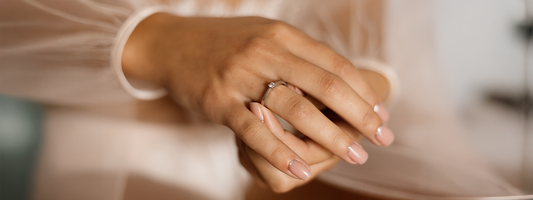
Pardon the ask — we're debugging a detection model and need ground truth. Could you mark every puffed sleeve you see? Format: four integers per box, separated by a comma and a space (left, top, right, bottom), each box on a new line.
0, 0, 170, 106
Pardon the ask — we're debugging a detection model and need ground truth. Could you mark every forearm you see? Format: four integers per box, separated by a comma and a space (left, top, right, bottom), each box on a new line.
122, 13, 180, 87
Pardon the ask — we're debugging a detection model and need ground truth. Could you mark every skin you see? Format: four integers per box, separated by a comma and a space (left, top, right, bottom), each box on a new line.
122, 13, 390, 192
238, 71, 390, 192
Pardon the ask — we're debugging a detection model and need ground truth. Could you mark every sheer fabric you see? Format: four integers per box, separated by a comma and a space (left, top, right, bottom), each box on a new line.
0, 0, 384, 104
0, 0, 524, 199
1, 0, 147, 105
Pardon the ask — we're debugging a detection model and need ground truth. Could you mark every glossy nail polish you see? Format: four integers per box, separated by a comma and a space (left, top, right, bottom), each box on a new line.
261, 104, 285, 136
347, 142, 368, 164
288, 159, 311, 181
288, 84, 304, 96
294, 86, 304, 96
375, 125, 394, 146
250, 102, 264, 122
374, 102, 389, 122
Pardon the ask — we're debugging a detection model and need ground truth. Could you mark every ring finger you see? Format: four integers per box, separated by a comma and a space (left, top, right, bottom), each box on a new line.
264, 85, 368, 165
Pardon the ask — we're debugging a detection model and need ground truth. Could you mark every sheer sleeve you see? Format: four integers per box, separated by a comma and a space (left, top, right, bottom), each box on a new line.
0, 0, 169, 106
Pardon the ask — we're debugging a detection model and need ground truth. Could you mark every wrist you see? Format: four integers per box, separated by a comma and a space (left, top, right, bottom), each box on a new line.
122, 13, 179, 88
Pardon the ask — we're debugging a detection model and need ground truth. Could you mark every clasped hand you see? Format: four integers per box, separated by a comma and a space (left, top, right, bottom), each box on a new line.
122, 13, 394, 192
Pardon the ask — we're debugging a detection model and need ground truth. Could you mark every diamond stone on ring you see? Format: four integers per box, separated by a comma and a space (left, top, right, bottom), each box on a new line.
261, 80, 287, 106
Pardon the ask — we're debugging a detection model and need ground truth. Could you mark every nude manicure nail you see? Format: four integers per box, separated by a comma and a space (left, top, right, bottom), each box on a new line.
260, 104, 285, 136
294, 86, 304, 96
288, 84, 304, 96
250, 102, 264, 122
288, 159, 311, 181
374, 102, 389, 122
375, 125, 394, 146
347, 142, 368, 164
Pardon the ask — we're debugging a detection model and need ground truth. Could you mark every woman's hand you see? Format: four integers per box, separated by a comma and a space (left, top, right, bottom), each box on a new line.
238, 69, 391, 192
122, 13, 393, 182
238, 101, 367, 192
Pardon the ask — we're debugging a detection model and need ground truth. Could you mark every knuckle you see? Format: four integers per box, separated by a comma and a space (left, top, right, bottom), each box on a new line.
242, 37, 266, 54
319, 73, 345, 100
266, 145, 285, 164
217, 57, 244, 82
203, 85, 232, 109
362, 108, 381, 130
239, 119, 262, 142
265, 20, 293, 35
329, 132, 345, 152
219, 104, 238, 126
330, 57, 353, 77
222, 56, 241, 71
285, 95, 313, 121
239, 37, 275, 59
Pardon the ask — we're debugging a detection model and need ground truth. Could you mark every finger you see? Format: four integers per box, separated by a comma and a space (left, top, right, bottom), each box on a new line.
227, 104, 311, 180
275, 56, 394, 146
235, 136, 268, 187
335, 121, 363, 144
264, 86, 368, 165
309, 156, 340, 174
289, 83, 329, 116
322, 108, 363, 141
287, 84, 305, 96
359, 69, 391, 121
299, 137, 335, 164
283, 31, 387, 110
282, 32, 390, 122
251, 102, 333, 164
291, 40, 378, 104
247, 145, 340, 193
288, 83, 331, 113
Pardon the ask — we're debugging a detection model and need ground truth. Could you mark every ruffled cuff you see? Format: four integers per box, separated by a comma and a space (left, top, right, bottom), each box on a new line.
350, 59, 401, 107
111, 6, 174, 100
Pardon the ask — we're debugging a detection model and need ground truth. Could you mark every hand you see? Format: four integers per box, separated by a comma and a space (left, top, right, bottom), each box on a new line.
122, 13, 393, 182
238, 69, 390, 192
238, 101, 366, 192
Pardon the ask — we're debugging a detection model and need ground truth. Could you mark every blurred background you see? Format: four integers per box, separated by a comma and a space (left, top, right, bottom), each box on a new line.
0, 95, 43, 200
433, 0, 533, 193
1, 0, 533, 199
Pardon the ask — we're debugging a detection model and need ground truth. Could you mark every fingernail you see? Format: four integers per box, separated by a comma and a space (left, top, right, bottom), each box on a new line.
294, 86, 304, 96
375, 125, 394, 146
250, 102, 264, 122
288, 159, 311, 181
261, 103, 285, 136
374, 102, 389, 122
288, 84, 304, 96
347, 142, 368, 164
